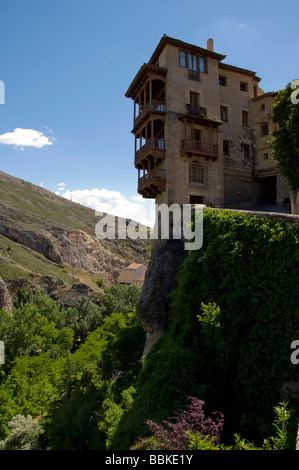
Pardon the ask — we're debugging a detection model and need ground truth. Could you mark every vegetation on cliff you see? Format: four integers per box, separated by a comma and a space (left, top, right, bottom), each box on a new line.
270, 81, 299, 191
0, 209, 298, 450
111, 209, 299, 449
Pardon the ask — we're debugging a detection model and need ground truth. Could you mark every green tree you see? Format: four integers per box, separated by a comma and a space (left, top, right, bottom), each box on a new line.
0, 414, 43, 450
270, 81, 299, 191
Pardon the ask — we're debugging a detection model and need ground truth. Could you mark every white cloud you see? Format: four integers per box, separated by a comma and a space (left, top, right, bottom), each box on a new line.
0, 128, 55, 149
40, 182, 44, 187
237, 23, 248, 29
60, 187, 155, 227
56, 182, 66, 190
130, 194, 145, 203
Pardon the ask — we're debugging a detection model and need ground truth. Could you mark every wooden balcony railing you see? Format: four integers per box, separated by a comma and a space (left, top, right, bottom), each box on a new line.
138, 168, 166, 192
135, 100, 167, 127
135, 138, 165, 165
181, 139, 218, 160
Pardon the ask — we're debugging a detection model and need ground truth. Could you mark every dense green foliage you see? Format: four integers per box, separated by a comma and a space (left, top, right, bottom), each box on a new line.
270, 81, 299, 191
110, 209, 299, 449
0, 209, 298, 450
0, 283, 144, 448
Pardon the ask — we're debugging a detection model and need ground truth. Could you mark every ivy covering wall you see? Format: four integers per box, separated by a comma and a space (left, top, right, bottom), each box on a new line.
112, 209, 299, 448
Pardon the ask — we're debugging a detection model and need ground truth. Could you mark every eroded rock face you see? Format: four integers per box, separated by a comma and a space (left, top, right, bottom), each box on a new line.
136, 239, 187, 338
0, 277, 12, 313
2, 225, 128, 285
59, 229, 126, 283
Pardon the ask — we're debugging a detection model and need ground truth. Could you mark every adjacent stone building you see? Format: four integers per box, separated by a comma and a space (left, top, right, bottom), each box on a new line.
125, 35, 290, 210
117, 263, 147, 286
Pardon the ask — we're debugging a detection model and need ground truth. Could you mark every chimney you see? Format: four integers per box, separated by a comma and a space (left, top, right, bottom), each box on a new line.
207, 38, 214, 52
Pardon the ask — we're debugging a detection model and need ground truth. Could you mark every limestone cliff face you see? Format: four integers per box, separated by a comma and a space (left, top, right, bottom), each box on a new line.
0, 170, 150, 303
136, 239, 187, 350
2, 225, 127, 285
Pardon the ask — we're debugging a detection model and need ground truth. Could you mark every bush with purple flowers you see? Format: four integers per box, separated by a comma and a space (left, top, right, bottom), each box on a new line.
130, 396, 224, 450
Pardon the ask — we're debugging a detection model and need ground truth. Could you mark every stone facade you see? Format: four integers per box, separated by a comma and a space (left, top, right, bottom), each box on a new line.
252, 92, 290, 208
126, 35, 291, 211
117, 263, 147, 286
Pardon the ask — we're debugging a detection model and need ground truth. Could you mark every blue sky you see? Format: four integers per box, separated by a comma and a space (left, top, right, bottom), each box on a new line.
0, 0, 298, 226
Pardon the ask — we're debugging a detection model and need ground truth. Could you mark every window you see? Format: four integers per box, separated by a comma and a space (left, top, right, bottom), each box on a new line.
190, 161, 204, 184
242, 110, 249, 127
221, 106, 228, 122
188, 53, 198, 80
223, 140, 230, 156
261, 123, 269, 136
243, 144, 251, 159
264, 153, 269, 160
219, 76, 227, 86
180, 51, 187, 67
261, 103, 265, 111
180, 52, 207, 78
199, 57, 206, 73
190, 92, 199, 108
190, 195, 203, 204
240, 82, 248, 92
193, 129, 201, 141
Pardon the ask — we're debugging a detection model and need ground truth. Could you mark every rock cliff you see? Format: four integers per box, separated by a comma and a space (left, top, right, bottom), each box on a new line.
136, 239, 187, 354
0, 171, 150, 306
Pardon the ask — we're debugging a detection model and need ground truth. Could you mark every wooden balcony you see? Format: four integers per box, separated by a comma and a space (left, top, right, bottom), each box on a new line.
134, 100, 166, 128
181, 139, 218, 160
135, 138, 165, 167
138, 168, 166, 198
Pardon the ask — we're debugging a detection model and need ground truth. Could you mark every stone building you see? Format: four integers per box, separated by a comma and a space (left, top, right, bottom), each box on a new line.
252, 91, 290, 210
125, 35, 290, 210
117, 263, 147, 286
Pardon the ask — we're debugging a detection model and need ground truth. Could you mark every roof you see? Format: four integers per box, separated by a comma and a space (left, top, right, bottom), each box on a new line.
125, 63, 167, 98
125, 35, 262, 99
148, 34, 227, 64
219, 62, 261, 81
125, 263, 145, 270
178, 113, 223, 127
252, 91, 279, 102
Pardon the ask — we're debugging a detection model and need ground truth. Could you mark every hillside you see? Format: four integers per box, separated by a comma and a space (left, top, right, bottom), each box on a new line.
0, 171, 150, 308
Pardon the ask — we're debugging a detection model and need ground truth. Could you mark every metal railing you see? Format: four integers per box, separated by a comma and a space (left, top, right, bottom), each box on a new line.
186, 104, 207, 118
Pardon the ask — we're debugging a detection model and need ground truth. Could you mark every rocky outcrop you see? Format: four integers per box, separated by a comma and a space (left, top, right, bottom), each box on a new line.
2, 225, 128, 285
0, 170, 150, 300
0, 277, 12, 313
136, 239, 187, 338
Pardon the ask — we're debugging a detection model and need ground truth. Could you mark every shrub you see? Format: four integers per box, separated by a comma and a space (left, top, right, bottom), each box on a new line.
130, 396, 224, 450
0, 414, 43, 450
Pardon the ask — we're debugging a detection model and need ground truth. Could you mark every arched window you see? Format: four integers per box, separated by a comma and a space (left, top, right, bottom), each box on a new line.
189, 161, 204, 184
